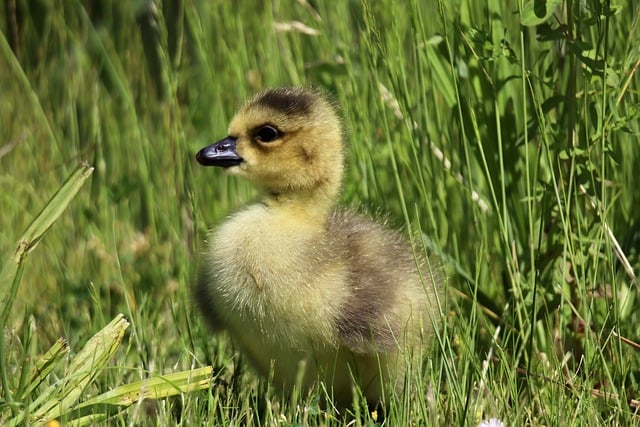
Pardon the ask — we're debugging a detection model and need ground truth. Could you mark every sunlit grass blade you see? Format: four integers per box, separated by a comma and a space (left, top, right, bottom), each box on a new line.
20, 338, 70, 400
0, 162, 94, 310
15, 162, 94, 260
0, 162, 94, 408
28, 314, 129, 425
64, 413, 110, 427
3, 315, 128, 426
76, 366, 213, 408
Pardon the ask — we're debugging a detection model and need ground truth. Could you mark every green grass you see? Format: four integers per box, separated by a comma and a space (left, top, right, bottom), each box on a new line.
1, 0, 639, 425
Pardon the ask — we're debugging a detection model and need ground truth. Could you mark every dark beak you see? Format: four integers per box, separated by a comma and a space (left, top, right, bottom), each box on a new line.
196, 137, 243, 167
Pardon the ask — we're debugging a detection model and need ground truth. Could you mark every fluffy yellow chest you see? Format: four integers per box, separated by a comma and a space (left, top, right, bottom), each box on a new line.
203, 204, 348, 351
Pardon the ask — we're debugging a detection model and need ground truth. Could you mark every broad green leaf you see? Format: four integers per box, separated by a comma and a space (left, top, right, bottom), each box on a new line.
520, 0, 562, 26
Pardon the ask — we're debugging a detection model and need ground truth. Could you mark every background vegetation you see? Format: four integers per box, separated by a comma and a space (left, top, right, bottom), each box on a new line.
1, 0, 639, 425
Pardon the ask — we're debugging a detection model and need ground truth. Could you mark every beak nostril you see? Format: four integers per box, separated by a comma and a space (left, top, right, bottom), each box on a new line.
196, 136, 242, 167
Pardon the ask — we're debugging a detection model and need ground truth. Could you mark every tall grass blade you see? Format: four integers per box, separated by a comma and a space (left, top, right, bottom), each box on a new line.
0, 163, 94, 313
0, 162, 94, 408
76, 365, 213, 408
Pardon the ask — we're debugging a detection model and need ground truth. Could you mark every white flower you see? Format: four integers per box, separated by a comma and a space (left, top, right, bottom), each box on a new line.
478, 418, 505, 427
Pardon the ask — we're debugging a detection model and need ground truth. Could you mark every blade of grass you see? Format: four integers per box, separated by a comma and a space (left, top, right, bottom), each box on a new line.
20, 338, 70, 400
0, 30, 59, 154
75, 365, 213, 408
65, 413, 110, 427
0, 162, 93, 407
0, 162, 94, 314
4, 314, 128, 426
28, 314, 129, 425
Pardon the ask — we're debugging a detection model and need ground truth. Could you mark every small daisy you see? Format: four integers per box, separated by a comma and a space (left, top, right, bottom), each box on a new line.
478, 418, 505, 427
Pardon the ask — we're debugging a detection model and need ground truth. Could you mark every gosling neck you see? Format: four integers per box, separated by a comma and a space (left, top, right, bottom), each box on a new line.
262, 183, 340, 224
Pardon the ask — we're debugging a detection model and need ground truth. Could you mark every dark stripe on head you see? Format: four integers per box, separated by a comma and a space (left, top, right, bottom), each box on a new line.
251, 87, 316, 116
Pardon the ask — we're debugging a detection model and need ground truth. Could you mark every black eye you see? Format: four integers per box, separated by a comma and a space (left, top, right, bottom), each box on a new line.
255, 125, 279, 143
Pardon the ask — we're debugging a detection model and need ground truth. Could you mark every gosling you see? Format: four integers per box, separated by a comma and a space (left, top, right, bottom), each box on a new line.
195, 87, 442, 407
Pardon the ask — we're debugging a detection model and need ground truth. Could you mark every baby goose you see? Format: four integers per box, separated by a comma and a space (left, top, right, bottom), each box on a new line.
195, 87, 442, 407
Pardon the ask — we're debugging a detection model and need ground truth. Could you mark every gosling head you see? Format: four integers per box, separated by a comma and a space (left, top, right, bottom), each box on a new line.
196, 87, 345, 201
